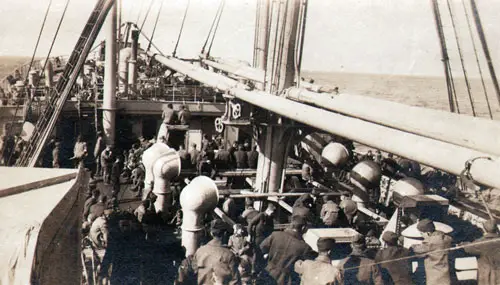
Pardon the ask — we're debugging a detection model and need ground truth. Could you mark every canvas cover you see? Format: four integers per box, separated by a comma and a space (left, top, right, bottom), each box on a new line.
0, 167, 88, 285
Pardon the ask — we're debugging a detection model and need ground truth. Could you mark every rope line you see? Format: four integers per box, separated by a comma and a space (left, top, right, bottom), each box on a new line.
461, 0, 493, 119
430, 0, 458, 113
147, 0, 165, 52
173, 0, 191, 57
342, 236, 500, 272
4, 0, 53, 166
206, 0, 226, 57
132, 23, 165, 56
139, 0, 155, 33
135, 0, 145, 25
18, 0, 72, 165
446, 0, 477, 116
41, 0, 71, 78
469, 0, 500, 106
201, 0, 225, 56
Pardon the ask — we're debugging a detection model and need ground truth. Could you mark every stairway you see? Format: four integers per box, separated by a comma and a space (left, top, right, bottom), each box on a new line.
16, 0, 115, 167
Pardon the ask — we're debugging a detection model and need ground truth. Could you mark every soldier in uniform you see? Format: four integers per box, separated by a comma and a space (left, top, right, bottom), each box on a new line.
463, 219, 500, 285
374, 231, 413, 284
178, 144, 191, 169
320, 200, 341, 227
162, 103, 178, 125
101, 145, 113, 184
94, 131, 105, 176
189, 143, 200, 170
337, 234, 384, 285
294, 237, 342, 285
52, 141, 62, 168
247, 145, 259, 169
240, 198, 259, 225
178, 104, 192, 125
234, 145, 248, 169
259, 215, 315, 285
248, 203, 276, 246
193, 219, 240, 285
72, 134, 88, 168
411, 218, 453, 285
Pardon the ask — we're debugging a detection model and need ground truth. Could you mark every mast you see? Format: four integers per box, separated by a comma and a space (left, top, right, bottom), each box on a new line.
103, 2, 117, 145
253, 0, 303, 193
469, 0, 500, 105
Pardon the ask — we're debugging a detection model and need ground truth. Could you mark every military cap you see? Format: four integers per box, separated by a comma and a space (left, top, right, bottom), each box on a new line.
340, 199, 358, 216
266, 203, 277, 212
291, 214, 307, 228
382, 231, 398, 245
483, 219, 498, 233
317, 237, 336, 252
351, 234, 366, 247
417, 218, 435, 233
210, 219, 227, 234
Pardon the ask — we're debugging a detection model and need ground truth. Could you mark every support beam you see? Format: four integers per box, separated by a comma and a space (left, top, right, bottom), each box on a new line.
103, 2, 117, 145
285, 88, 500, 156
149, 50, 500, 190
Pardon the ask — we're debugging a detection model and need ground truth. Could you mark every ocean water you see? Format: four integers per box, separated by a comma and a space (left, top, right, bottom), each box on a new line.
304, 71, 500, 120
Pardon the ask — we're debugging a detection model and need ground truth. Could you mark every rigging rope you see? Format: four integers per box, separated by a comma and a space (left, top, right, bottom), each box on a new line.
469, 0, 500, 106
173, 0, 191, 57
139, 0, 155, 33
342, 236, 500, 272
132, 23, 166, 56
461, 0, 493, 119
446, 0, 477, 117
147, 0, 165, 52
41, 0, 71, 78
206, 0, 226, 57
295, 0, 308, 88
447, 63, 461, 113
10, 0, 71, 166
24, 0, 53, 83
430, 0, 458, 114
135, 0, 145, 25
4, 0, 53, 166
201, 0, 225, 56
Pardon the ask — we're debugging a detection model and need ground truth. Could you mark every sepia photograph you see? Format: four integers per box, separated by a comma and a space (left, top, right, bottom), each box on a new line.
0, 0, 499, 284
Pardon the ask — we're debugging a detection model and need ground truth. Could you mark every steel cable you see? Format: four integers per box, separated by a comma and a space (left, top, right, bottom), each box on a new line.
173, 0, 191, 57
461, 0, 493, 119
446, 0, 477, 116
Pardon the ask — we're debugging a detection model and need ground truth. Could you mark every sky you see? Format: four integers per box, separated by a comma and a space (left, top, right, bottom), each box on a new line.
0, 0, 499, 76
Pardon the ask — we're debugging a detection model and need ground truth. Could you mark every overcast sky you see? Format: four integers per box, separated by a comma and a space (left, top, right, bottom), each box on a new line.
0, 0, 498, 76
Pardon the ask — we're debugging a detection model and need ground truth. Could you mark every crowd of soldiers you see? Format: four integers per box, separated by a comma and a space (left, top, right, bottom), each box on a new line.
82, 174, 500, 285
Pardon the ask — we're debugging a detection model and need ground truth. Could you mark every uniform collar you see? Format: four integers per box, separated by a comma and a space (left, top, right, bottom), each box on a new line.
316, 255, 331, 263
284, 229, 302, 239
208, 238, 224, 247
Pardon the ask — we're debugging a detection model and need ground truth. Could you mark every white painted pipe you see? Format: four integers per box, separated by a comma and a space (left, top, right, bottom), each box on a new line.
118, 47, 132, 94
228, 88, 500, 190
141, 142, 176, 199
285, 88, 500, 156
44, 59, 54, 88
103, 2, 117, 146
152, 148, 181, 214
180, 176, 219, 256
128, 29, 139, 92
149, 54, 500, 190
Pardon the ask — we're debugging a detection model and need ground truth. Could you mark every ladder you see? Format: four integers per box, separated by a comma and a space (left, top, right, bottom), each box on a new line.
16, 0, 115, 167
